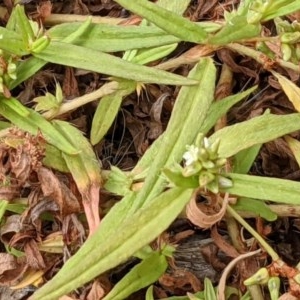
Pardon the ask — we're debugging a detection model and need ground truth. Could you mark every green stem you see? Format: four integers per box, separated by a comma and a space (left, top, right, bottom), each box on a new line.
227, 205, 279, 261
42, 81, 118, 119
227, 43, 300, 73
44, 14, 124, 26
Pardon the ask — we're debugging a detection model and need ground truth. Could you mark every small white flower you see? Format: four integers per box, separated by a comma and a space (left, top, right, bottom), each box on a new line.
183, 145, 199, 166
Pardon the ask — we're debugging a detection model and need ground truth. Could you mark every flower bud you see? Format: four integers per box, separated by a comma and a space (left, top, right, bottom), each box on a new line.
244, 267, 270, 286
267, 277, 280, 300
199, 171, 215, 187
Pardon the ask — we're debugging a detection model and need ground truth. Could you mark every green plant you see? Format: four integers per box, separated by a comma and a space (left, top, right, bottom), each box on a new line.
1, 0, 300, 299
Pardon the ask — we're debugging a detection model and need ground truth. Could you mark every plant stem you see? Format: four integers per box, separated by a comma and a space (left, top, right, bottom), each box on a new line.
227, 43, 300, 73
44, 14, 124, 26
227, 205, 279, 261
43, 81, 118, 119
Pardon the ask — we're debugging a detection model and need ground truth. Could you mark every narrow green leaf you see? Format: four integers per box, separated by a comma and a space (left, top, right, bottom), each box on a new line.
91, 80, 136, 145
210, 113, 300, 158
208, 16, 260, 45
8, 57, 46, 89
30, 188, 193, 300
233, 198, 277, 221
131, 43, 178, 65
0, 121, 11, 130
204, 278, 217, 300
114, 0, 207, 43
33, 42, 197, 86
233, 144, 261, 174
43, 144, 69, 173
224, 173, 300, 205
0, 97, 78, 155
103, 251, 167, 300
0, 200, 8, 222
14, 4, 34, 44
263, 2, 300, 21
145, 285, 155, 300
163, 167, 199, 188
49, 23, 181, 52
0, 27, 27, 56
6, 203, 27, 215
156, 0, 190, 15
62, 16, 92, 44
201, 86, 257, 134
133, 58, 216, 207
52, 120, 101, 186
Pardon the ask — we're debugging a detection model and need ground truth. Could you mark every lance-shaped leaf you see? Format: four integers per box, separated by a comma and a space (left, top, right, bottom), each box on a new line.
113, 0, 207, 43
262, 1, 300, 21
209, 113, 300, 158
9, 57, 46, 90
33, 42, 198, 86
224, 173, 300, 205
43, 144, 69, 173
208, 16, 261, 45
52, 120, 102, 234
0, 27, 27, 56
0, 200, 8, 222
285, 135, 300, 167
30, 187, 193, 300
103, 251, 168, 300
233, 198, 277, 221
48, 23, 181, 52
272, 71, 300, 112
133, 58, 216, 207
0, 97, 78, 155
14, 5, 34, 43
91, 80, 136, 145
201, 86, 257, 134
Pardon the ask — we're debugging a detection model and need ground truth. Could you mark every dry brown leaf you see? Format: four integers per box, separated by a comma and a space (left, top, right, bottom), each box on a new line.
159, 269, 202, 295
0, 253, 28, 286
24, 240, 45, 269
272, 71, 300, 112
211, 226, 240, 258
63, 67, 79, 99
278, 293, 299, 300
186, 192, 229, 229
28, 197, 59, 226
86, 278, 109, 300
0, 215, 23, 244
37, 167, 81, 217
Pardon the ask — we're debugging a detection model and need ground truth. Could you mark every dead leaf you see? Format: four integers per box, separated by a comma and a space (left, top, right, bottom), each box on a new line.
278, 293, 299, 300
24, 240, 45, 269
63, 67, 79, 99
186, 192, 229, 229
37, 167, 81, 217
0, 253, 28, 286
271, 71, 300, 112
211, 226, 240, 258
0, 215, 23, 244
28, 197, 59, 226
159, 270, 202, 295
86, 278, 109, 300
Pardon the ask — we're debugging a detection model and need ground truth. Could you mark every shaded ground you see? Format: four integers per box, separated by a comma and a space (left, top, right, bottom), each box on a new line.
1, 0, 300, 299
